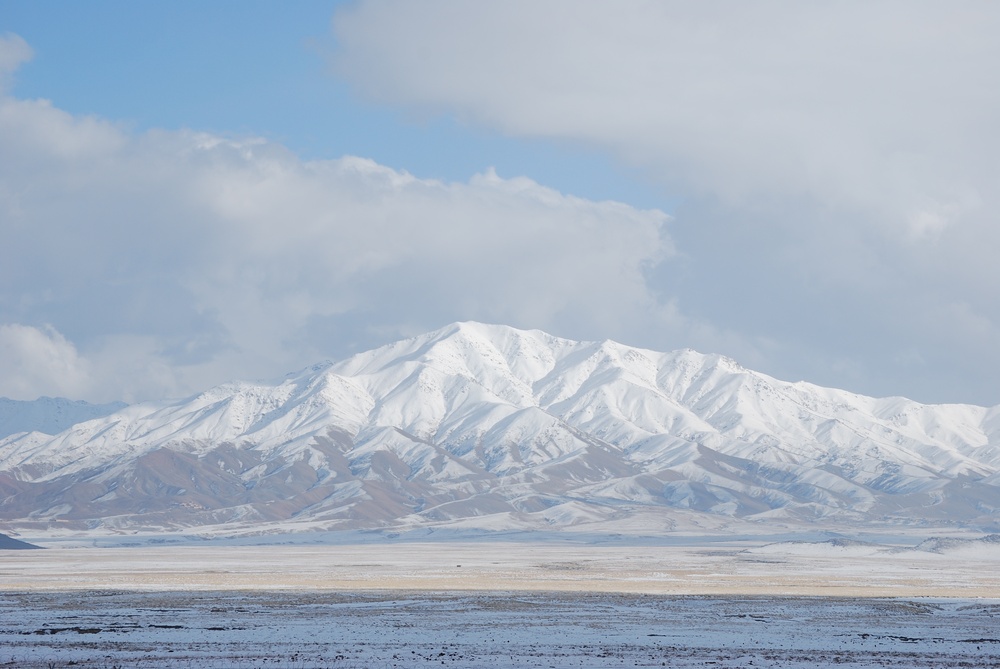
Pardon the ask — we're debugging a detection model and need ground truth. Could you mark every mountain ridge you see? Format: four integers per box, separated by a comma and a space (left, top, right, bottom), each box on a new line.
0, 397, 127, 441
1, 321, 998, 538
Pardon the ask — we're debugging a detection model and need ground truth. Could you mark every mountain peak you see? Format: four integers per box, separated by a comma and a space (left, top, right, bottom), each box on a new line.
1, 323, 998, 538
286, 360, 336, 378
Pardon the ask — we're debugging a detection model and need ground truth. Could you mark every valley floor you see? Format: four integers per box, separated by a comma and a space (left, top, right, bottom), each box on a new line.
2, 590, 999, 668
2, 541, 1000, 667
4, 540, 1000, 596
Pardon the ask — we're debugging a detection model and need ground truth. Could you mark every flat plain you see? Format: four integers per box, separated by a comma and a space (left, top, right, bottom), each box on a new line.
2, 540, 999, 667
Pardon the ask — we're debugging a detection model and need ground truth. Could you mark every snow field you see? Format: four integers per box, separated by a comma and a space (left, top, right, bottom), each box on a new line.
1, 589, 998, 668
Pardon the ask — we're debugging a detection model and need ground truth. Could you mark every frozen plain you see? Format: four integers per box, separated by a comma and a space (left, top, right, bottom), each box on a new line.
2, 538, 1000, 668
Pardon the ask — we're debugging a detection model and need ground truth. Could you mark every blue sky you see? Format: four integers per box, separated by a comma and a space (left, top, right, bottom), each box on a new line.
2, 1, 664, 209
2, 2, 999, 406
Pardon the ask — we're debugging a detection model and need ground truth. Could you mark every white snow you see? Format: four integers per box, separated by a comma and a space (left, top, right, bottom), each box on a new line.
2, 539, 1000, 667
1, 321, 999, 537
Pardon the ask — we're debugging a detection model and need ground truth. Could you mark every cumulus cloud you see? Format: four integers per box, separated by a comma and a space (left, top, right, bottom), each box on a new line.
332, 1, 1000, 404
5, 3, 1000, 405
0, 33, 32, 91
0, 48, 681, 401
0, 324, 91, 400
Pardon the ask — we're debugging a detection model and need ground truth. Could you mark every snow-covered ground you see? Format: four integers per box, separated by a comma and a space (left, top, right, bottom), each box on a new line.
1, 589, 998, 668
2, 539, 1000, 667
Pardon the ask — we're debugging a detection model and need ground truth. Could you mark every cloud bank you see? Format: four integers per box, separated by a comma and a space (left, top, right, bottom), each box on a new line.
0, 34, 676, 402
4, 1, 1000, 407
332, 1, 1000, 404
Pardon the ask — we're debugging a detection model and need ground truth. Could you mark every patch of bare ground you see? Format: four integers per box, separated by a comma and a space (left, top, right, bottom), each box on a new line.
2, 542, 1000, 597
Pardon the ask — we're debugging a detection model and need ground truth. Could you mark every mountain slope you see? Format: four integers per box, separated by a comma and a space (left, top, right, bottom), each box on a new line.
1, 322, 998, 537
0, 397, 127, 440
0, 532, 41, 549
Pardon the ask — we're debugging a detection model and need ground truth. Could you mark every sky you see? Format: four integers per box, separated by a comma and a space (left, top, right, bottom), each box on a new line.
1, 1, 999, 407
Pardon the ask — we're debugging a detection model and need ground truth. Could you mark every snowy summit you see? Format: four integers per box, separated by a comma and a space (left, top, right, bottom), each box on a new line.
0, 322, 998, 538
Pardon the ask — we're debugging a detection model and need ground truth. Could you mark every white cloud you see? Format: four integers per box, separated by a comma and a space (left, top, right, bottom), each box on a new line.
331, 1, 1000, 404
5, 5, 1000, 406
0, 324, 91, 400
0, 33, 32, 91
0, 50, 685, 401
333, 2, 998, 229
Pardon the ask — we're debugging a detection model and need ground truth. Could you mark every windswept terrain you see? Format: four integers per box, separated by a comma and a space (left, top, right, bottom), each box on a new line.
1, 322, 999, 539
3, 539, 1000, 668
4, 589, 1000, 669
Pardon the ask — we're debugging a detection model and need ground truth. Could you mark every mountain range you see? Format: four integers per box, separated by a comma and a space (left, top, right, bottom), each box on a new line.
0, 397, 126, 440
1, 322, 998, 539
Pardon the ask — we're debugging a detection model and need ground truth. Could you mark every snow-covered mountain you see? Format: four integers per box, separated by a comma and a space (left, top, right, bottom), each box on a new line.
1, 322, 998, 537
0, 397, 127, 440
